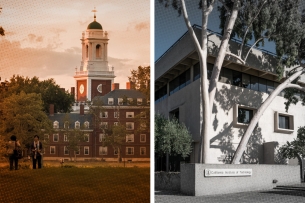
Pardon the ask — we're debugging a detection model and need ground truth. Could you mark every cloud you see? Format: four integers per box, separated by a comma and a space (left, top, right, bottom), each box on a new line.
134, 21, 149, 32
27, 34, 44, 43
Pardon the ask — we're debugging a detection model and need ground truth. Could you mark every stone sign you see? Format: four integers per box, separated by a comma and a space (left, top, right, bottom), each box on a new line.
204, 169, 252, 177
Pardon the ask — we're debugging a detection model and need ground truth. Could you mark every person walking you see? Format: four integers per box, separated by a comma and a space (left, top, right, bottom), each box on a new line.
30, 135, 43, 169
7, 135, 21, 170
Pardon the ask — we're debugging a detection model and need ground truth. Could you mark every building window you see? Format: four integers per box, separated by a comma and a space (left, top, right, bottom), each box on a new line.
137, 98, 143, 105
238, 108, 253, 124
155, 85, 167, 103
140, 147, 146, 155
44, 134, 49, 142
126, 112, 134, 118
140, 112, 146, 118
118, 98, 123, 105
84, 121, 89, 129
100, 111, 108, 118
127, 98, 133, 105
64, 121, 69, 129
50, 146, 56, 154
108, 98, 114, 105
114, 122, 118, 126
99, 134, 106, 142
96, 44, 101, 58
114, 111, 119, 118
100, 122, 108, 129
140, 134, 146, 142
169, 68, 191, 95
84, 134, 89, 142
126, 134, 134, 142
140, 123, 147, 130
126, 147, 134, 155
75, 121, 80, 129
126, 122, 134, 130
99, 146, 107, 155
114, 147, 118, 155
64, 146, 69, 155
274, 112, 294, 133
86, 45, 89, 58
75, 147, 80, 155
84, 146, 89, 155
53, 121, 59, 129
53, 134, 59, 142
64, 134, 69, 142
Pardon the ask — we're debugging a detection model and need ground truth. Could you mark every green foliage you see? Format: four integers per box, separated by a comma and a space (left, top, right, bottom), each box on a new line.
2, 75, 74, 113
128, 66, 150, 100
279, 126, 305, 159
155, 114, 193, 158
0, 91, 52, 148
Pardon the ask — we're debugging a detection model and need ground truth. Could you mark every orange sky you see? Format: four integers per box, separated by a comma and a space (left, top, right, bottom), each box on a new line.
0, 0, 150, 91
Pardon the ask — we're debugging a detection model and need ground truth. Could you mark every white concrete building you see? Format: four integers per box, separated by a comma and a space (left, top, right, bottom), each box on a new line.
155, 26, 305, 165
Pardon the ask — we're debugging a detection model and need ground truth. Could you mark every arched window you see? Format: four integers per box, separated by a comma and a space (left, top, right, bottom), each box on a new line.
86, 45, 89, 58
96, 44, 101, 58
75, 121, 80, 129
64, 121, 69, 129
84, 121, 89, 129
53, 121, 59, 129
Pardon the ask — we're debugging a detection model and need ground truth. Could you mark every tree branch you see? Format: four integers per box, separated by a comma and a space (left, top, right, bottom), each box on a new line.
218, 0, 230, 13
244, 36, 269, 61
225, 52, 246, 64
207, 0, 216, 15
286, 84, 305, 92
239, 0, 267, 57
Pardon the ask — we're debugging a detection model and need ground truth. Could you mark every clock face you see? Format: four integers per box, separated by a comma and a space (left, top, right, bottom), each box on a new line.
97, 84, 103, 93
79, 84, 84, 94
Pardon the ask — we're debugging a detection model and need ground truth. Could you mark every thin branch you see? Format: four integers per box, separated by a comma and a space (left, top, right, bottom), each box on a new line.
207, 0, 216, 15
180, 0, 202, 55
225, 52, 246, 64
218, 0, 230, 13
244, 36, 269, 61
286, 84, 305, 92
239, 0, 267, 57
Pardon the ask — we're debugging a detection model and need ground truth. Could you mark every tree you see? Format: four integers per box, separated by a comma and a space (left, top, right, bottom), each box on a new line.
0, 91, 52, 151
155, 113, 193, 171
128, 66, 150, 100
159, 0, 305, 164
2, 75, 74, 113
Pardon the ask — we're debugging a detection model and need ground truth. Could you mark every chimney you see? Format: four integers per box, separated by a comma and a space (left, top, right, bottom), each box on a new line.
126, 82, 131, 89
49, 104, 54, 116
80, 104, 84, 115
112, 83, 120, 90
71, 87, 75, 95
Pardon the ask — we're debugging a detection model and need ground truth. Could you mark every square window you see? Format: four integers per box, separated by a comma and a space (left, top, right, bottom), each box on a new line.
108, 98, 114, 105
84, 134, 89, 142
126, 122, 134, 130
126, 147, 134, 155
100, 111, 108, 118
100, 122, 108, 129
275, 112, 294, 133
114, 111, 120, 118
140, 134, 146, 142
137, 98, 143, 105
140, 147, 146, 155
99, 134, 106, 142
84, 146, 89, 155
126, 134, 134, 142
50, 146, 56, 154
238, 108, 253, 124
99, 146, 107, 155
64, 146, 69, 155
53, 134, 59, 142
126, 112, 134, 118
118, 98, 123, 105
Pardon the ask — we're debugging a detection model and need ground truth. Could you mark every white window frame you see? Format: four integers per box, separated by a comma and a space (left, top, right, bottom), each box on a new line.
64, 146, 69, 155
126, 112, 134, 118
100, 111, 108, 118
140, 147, 146, 155
140, 134, 146, 143
137, 98, 143, 105
127, 98, 133, 105
53, 121, 59, 129
100, 122, 108, 129
118, 98, 123, 105
53, 134, 59, 142
84, 134, 89, 142
99, 146, 108, 155
64, 121, 69, 129
50, 146, 56, 154
64, 134, 69, 142
99, 133, 106, 142
126, 134, 134, 142
84, 146, 89, 155
274, 111, 294, 134
75, 121, 80, 129
108, 98, 114, 105
84, 121, 89, 129
126, 122, 134, 130
114, 111, 120, 118
126, 147, 134, 155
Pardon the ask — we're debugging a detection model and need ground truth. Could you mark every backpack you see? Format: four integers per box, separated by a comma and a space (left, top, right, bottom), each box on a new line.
14, 142, 23, 159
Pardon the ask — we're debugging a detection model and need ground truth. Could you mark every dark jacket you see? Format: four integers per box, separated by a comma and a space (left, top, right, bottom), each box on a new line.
30, 141, 43, 157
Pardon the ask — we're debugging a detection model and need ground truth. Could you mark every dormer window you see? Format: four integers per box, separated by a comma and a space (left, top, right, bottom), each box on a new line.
84, 121, 89, 129
137, 98, 143, 105
64, 121, 69, 129
75, 121, 80, 129
127, 98, 133, 105
53, 121, 59, 129
118, 98, 123, 105
108, 98, 114, 105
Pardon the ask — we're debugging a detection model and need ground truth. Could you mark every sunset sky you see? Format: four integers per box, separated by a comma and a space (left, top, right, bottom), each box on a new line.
0, 0, 150, 91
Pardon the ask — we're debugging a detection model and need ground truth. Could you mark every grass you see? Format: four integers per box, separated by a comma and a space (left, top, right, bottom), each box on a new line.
0, 167, 150, 202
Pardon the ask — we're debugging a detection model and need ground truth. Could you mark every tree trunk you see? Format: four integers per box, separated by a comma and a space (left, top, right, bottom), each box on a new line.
166, 153, 169, 172
232, 70, 304, 164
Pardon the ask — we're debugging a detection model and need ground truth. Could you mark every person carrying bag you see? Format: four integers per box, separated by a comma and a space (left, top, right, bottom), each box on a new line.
7, 135, 21, 170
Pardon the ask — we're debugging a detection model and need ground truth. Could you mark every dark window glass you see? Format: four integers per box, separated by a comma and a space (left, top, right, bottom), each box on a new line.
155, 85, 167, 102
259, 78, 267, 93
169, 77, 179, 95
220, 68, 232, 84
250, 76, 259, 91
267, 80, 274, 94
238, 108, 253, 124
242, 74, 250, 89
186, 68, 191, 85
232, 71, 242, 87
279, 115, 289, 129
193, 62, 200, 81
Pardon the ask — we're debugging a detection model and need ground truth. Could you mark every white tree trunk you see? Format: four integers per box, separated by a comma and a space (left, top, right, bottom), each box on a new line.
231, 70, 304, 164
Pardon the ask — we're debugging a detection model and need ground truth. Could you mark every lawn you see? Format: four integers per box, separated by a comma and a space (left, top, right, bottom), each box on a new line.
0, 167, 150, 202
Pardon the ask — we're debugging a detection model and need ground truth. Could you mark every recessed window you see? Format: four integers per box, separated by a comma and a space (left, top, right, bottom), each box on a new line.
140, 147, 146, 155
84, 134, 89, 142
238, 108, 253, 124
75, 121, 80, 129
84, 146, 89, 155
126, 147, 134, 155
118, 98, 123, 105
126, 112, 134, 118
114, 111, 119, 118
100, 122, 108, 129
126, 134, 134, 142
99, 146, 107, 155
64, 134, 69, 142
53, 121, 59, 129
53, 134, 59, 142
50, 146, 56, 154
137, 98, 143, 105
100, 111, 108, 118
140, 134, 146, 142
108, 98, 114, 105
274, 112, 294, 133
64, 146, 69, 155
126, 122, 134, 130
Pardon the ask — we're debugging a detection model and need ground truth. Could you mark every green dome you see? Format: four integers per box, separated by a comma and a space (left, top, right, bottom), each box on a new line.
87, 21, 103, 30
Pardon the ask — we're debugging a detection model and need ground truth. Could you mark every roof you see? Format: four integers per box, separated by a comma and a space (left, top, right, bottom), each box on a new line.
48, 113, 93, 129
87, 21, 103, 30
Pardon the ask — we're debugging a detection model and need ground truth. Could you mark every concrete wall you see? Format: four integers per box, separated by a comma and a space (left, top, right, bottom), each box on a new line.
181, 164, 300, 196
155, 172, 181, 191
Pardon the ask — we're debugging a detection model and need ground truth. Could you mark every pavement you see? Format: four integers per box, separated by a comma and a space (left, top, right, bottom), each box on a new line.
155, 183, 305, 203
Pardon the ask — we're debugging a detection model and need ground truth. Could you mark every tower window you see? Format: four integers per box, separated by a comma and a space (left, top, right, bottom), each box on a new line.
96, 44, 101, 58
86, 45, 89, 58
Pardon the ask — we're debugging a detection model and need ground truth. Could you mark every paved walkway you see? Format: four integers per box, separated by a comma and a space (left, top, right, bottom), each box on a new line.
155, 183, 305, 203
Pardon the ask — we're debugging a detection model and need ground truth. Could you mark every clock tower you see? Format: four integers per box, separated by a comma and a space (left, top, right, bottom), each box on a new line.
74, 9, 115, 101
